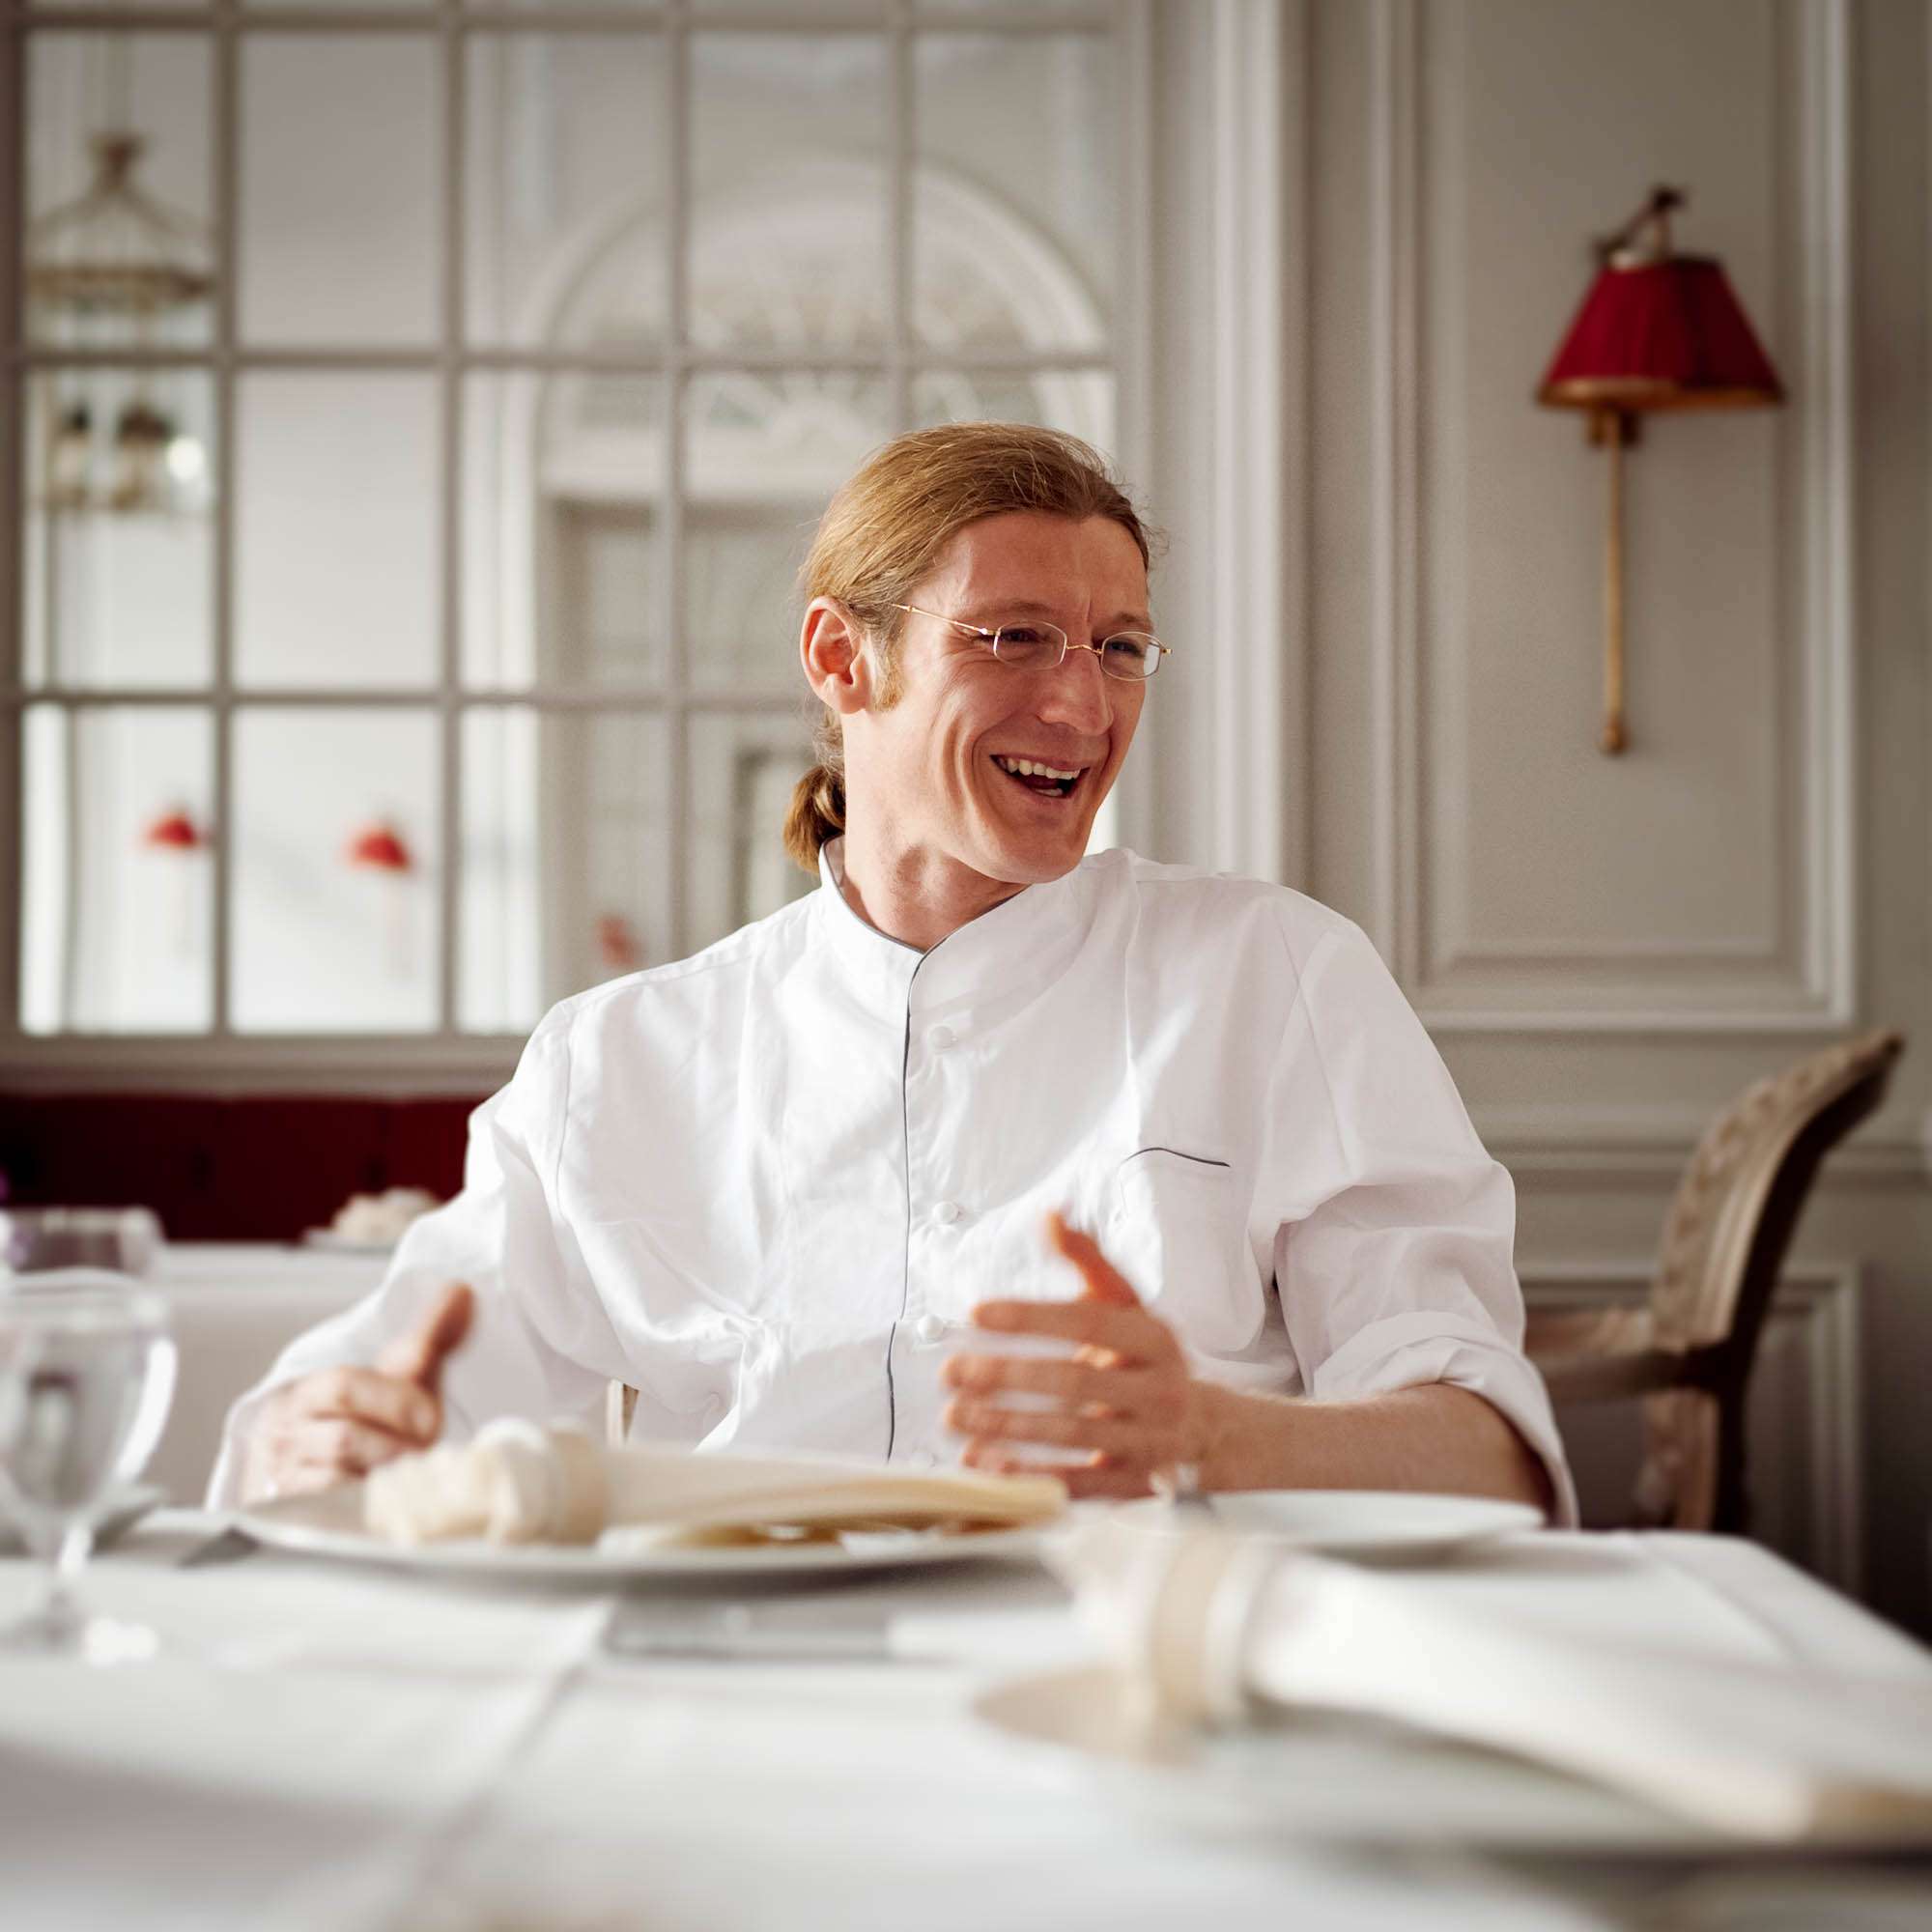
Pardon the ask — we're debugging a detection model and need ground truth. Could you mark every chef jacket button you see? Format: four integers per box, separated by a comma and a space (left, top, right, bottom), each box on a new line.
927, 1024, 956, 1051
910, 1450, 938, 1469
932, 1200, 961, 1226
914, 1313, 946, 1345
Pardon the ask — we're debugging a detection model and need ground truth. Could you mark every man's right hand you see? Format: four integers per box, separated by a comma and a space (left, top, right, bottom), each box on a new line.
241, 1281, 474, 1503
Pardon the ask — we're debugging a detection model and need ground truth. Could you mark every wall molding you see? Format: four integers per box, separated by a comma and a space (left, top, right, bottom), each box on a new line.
0, 1035, 519, 1096
1521, 1260, 1864, 1593
1109, 0, 1159, 862
1369, 0, 1858, 1033
1205, 0, 1307, 888
1489, 1115, 1930, 1190
1365, 0, 1419, 969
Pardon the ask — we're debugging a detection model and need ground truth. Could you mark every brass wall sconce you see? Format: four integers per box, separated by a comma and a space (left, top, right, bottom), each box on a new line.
1536, 186, 1784, 754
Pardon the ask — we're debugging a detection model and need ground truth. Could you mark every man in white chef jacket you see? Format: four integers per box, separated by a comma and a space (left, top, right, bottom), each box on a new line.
216, 423, 1573, 1522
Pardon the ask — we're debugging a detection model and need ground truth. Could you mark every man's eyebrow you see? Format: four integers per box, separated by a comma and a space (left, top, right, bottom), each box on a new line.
960, 598, 1155, 631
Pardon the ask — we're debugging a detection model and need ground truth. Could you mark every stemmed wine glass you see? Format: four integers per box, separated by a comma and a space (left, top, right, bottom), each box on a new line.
0, 1272, 177, 1663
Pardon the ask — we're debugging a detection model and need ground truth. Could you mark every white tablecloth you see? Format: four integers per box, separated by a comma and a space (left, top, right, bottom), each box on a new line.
4, 1520, 1931, 1932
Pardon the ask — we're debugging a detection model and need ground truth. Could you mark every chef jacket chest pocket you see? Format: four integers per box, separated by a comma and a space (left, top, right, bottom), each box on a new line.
1106, 1150, 1262, 1355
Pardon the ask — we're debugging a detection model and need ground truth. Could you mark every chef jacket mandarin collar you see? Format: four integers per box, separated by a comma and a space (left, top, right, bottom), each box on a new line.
814, 835, 1096, 1018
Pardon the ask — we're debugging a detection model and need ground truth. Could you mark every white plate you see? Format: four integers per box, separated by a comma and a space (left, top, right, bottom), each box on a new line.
237, 1482, 1047, 1580
1122, 1490, 1544, 1560
973, 1662, 1736, 1853
0, 1483, 168, 1557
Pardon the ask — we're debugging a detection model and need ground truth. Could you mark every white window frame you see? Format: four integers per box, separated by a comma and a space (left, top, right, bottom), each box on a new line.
0, 0, 1159, 1092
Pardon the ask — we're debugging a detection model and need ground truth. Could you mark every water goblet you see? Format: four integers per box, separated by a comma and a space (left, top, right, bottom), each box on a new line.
0, 1273, 177, 1663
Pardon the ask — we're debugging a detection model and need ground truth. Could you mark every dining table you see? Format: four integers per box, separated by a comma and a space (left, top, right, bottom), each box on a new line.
5, 1505, 1932, 1932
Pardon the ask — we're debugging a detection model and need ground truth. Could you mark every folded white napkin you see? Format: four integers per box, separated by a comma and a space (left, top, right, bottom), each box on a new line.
1048, 1516, 1932, 1844
364, 1421, 1065, 1547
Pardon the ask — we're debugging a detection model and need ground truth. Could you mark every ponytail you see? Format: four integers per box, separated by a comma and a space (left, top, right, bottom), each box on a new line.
782, 754, 846, 874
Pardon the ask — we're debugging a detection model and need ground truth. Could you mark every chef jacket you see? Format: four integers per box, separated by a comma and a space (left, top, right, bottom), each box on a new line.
210, 840, 1577, 1520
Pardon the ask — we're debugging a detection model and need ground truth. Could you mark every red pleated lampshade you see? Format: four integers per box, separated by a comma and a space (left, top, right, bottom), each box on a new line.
1537, 254, 1783, 413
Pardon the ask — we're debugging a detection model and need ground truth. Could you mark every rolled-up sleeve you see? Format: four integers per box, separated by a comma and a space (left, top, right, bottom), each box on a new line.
1269, 920, 1577, 1525
206, 1009, 614, 1507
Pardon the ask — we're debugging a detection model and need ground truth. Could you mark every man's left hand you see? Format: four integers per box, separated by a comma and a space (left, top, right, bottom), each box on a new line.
942, 1210, 1208, 1500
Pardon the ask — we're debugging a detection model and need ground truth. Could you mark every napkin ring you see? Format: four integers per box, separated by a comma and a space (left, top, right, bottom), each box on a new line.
1139, 1528, 1277, 1729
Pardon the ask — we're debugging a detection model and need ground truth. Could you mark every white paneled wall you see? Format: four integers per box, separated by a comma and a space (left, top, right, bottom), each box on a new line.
1148, 0, 1930, 1635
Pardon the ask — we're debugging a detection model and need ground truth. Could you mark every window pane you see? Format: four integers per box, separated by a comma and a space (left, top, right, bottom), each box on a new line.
460, 707, 672, 1032
22, 367, 216, 689
911, 368, 1116, 452
240, 37, 440, 346
689, 35, 887, 353
236, 372, 440, 689
465, 371, 666, 691
25, 33, 213, 352
913, 33, 1115, 353
684, 371, 888, 693
468, 35, 668, 351
232, 708, 440, 1032
686, 710, 816, 953
20, 705, 213, 1036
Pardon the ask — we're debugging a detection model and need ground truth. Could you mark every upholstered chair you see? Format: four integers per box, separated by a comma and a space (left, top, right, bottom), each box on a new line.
1526, 1029, 1905, 1534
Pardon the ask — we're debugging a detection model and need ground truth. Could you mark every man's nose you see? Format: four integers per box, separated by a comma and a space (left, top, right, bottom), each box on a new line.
1034, 642, 1113, 732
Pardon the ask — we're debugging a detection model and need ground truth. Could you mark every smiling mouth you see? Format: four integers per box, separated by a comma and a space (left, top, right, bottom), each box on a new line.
992, 753, 1092, 800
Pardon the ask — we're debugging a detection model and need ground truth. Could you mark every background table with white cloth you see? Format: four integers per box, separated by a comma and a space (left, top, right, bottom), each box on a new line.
4, 1519, 1931, 1932
145, 1242, 384, 1504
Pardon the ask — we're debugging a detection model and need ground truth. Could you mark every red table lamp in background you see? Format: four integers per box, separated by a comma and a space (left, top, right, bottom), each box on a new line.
142, 806, 206, 852
345, 819, 416, 980
142, 805, 209, 955
345, 821, 413, 874
1536, 185, 1784, 754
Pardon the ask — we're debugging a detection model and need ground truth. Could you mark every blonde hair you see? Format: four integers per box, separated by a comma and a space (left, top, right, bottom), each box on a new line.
782, 422, 1153, 873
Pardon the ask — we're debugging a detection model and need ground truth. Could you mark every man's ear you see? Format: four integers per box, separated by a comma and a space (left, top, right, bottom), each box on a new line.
801, 598, 874, 718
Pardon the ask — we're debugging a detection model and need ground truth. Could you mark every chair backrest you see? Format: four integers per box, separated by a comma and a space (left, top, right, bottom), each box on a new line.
1635, 1028, 1904, 1530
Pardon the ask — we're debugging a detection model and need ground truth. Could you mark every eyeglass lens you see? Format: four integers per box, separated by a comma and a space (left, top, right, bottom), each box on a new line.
992, 624, 1161, 680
